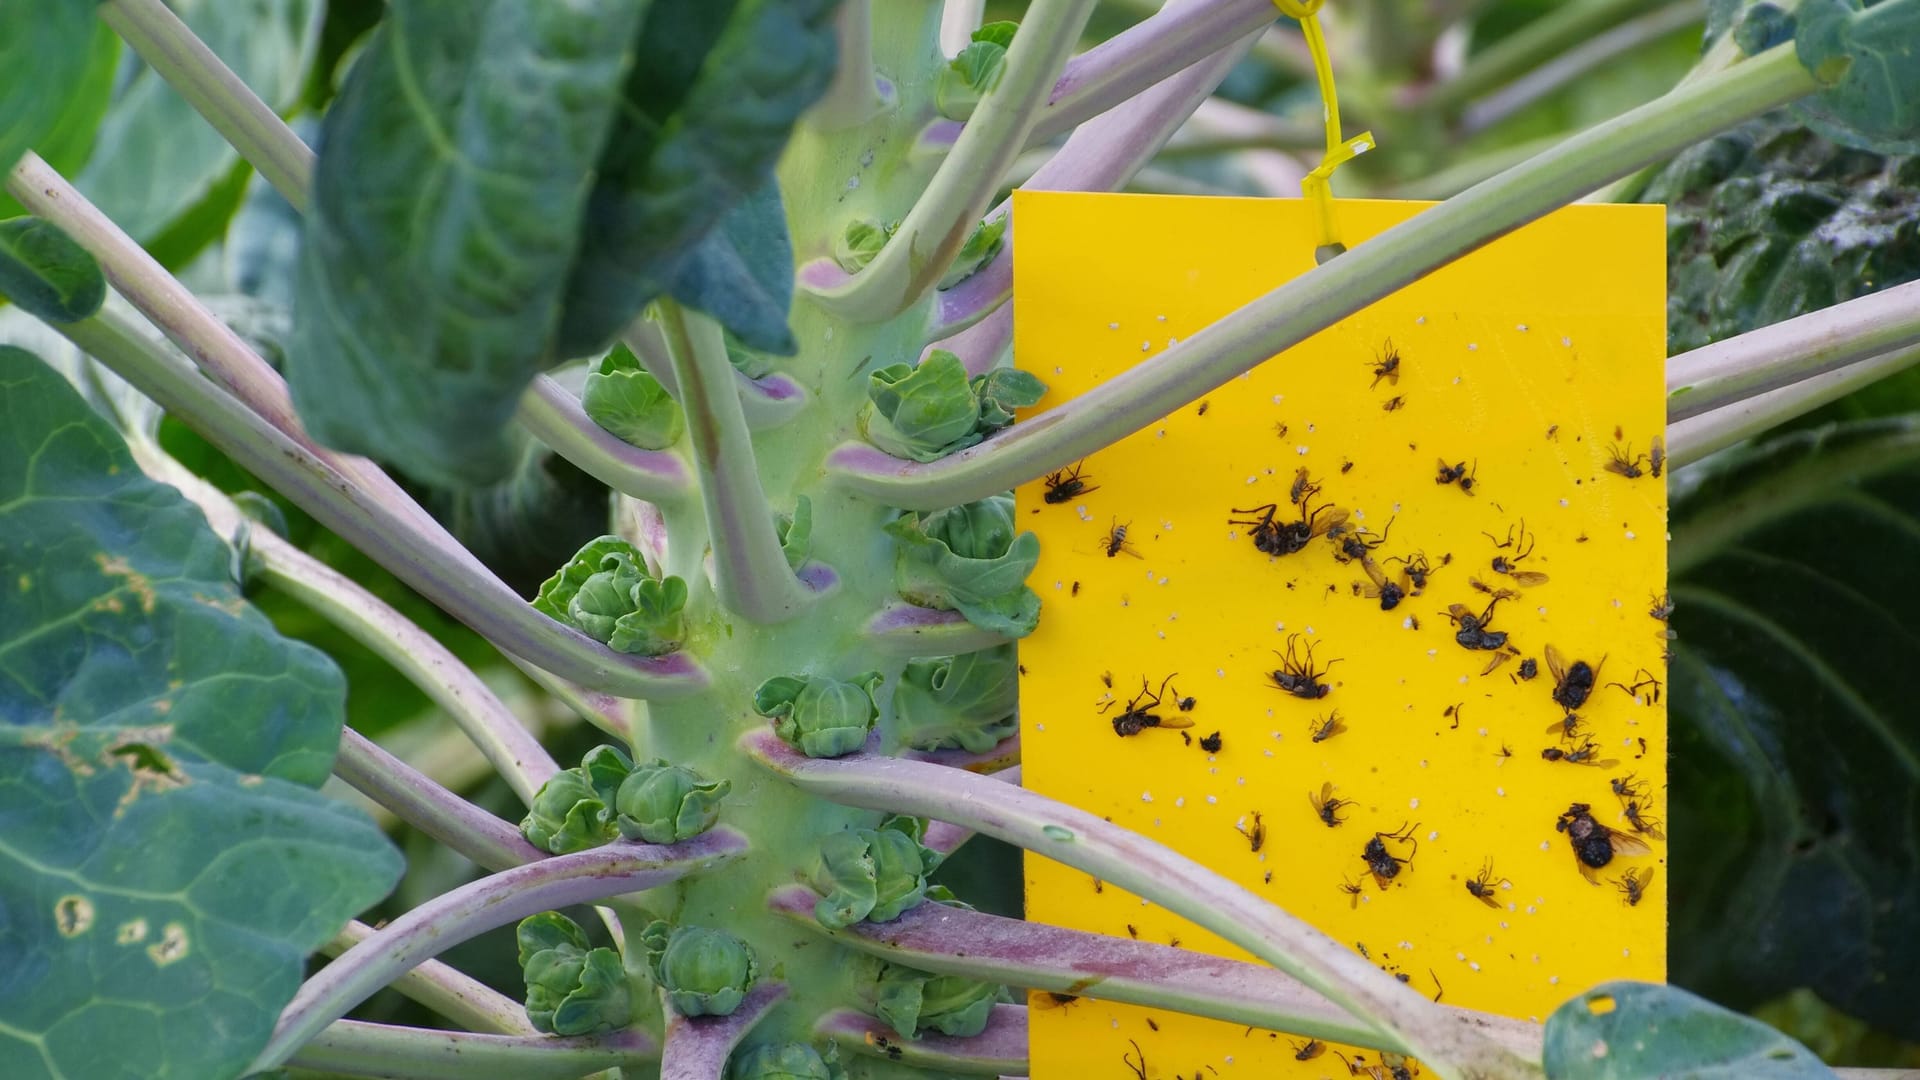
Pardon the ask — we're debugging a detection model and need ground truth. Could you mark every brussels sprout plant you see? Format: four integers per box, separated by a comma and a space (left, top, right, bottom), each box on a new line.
3, 2, 1920, 1080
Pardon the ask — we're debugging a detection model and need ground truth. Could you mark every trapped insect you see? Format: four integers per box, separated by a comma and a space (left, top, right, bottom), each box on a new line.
1229, 496, 1348, 558
1309, 709, 1347, 742
1361, 822, 1420, 888
1616, 866, 1656, 907
1541, 739, 1616, 768
1621, 798, 1666, 839
1042, 461, 1098, 504
1608, 667, 1664, 705
1103, 518, 1141, 558
1557, 802, 1650, 882
1330, 516, 1393, 564
1545, 643, 1602, 714
1604, 441, 1648, 479
1310, 781, 1352, 827
1101, 675, 1192, 737
1446, 597, 1509, 651
1464, 858, 1508, 907
1435, 458, 1477, 494
1271, 635, 1341, 699
1293, 1038, 1326, 1061
1338, 875, 1366, 908
1369, 340, 1402, 388
1199, 731, 1222, 753
1485, 519, 1549, 586
1236, 810, 1267, 852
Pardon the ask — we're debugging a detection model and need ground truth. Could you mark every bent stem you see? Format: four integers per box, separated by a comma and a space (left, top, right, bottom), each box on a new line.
659, 982, 789, 1080
325, 920, 535, 1036
808, 0, 888, 129
1415, 0, 1666, 115
817, 1005, 1029, 1074
742, 733, 1537, 1080
518, 375, 695, 503
1669, 343, 1920, 469
287, 1020, 657, 1080
254, 830, 748, 1072
334, 730, 546, 873
830, 42, 1821, 510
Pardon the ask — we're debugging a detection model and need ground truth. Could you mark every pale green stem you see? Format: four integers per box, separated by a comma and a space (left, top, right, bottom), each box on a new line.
808, 0, 890, 130
54, 307, 710, 698
940, 0, 987, 53
829, 42, 1822, 510
1667, 279, 1920, 422
657, 301, 816, 624
801, 0, 1098, 322
503, 654, 635, 743
324, 920, 537, 1036
254, 831, 748, 1072
99, 0, 315, 210
622, 322, 812, 431
817, 1006, 1027, 1074
1461, 2, 1703, 134
1669, 343, 1920, 470
1416, 0, 1666, 114
334, 729, 547, 873
517, 375, 695, 504
286, 1020, 657, 1080
1390, 133, 1563, 200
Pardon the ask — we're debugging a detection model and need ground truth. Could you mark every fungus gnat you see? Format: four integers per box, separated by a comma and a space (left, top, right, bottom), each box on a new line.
1271, 635, 1340, 699
1383, 395, 1406, 412
1649, 435, 1666, 478
1293, 1038, 1326, 1061
1545, 712, 1589, 742
1621, 798, 1665, 840
1436, 458, 1477, 494
1042, 461, 1098, 504
1466, 576, 1521, 601
1384, 551, 1438, 593
1558, 802, 1651, 882
1196, 399, 1210, 417
1545, 644, 1602, 714
1362, 822, 1420, 888
1103, 675, 1192, 737
1465, 859, 1509, 908
1289, 466, 1321, 506
1310, 781, 1352, 827
1359, 555, 1411, 610
1338, 875, 1366, 908
1308, 709, 1347, 743
1236, 810, 1267, 852
1369, 340, 1403, 389
1229, 497, 1347, 558
1485, 519, 1550, 587
1610, 772, 1650, 802
1330, 516, 1393, 564
1608, 667, 1663, 705
1649, 591, 1674, 622
1616, 866, 1656, 906
1341, 458, 1356, 474
1604, 442, 1648, 479
1541, 739, 1616, 768
1103, 518, 1142, 558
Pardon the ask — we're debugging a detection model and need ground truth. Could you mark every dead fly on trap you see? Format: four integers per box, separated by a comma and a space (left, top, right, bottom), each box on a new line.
1361, 822, 1420, 889
1228, 496, 1347, 558
1557, 802, 1651, 882
1042, 461, 1098, 504
1464, 858, 1510, 908
1270, 634, 1340, 699
1099, 675, 1192, 737
1484, 518, 1549, 587
1310, 781, 1352, 827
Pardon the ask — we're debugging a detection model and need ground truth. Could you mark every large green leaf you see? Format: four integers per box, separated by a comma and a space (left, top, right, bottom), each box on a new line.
0, 20, 118, 221
552, 0, 841, 358
0, 347, 403, 1079
0, 2, 96, 180
668, 176, 798, 355
0, 217, 107, 323
288, 0, 647, 486
75, 0, 320, 243
1669, 418, 1920, 1039
1793, 0, 1920, 154
1544, 981, 1835, 1078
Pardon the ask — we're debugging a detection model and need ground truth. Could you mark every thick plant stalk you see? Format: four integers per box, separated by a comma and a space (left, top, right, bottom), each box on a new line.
287, 1020, 657, 1080
768, 886, 1545, 1058
1666, 279, 1920, 423
817, 1006, 1029, 1074
657, 301, 818, 623
99, 0, 316, 210
54, 307, 710, 698
659, 983, 789, 1080
333, 730, 547, 873
324, 921, 536, 1036
809, 0, 888, 129
801, 0, 1098, 322
829, 41, 1823, 510
1669, 343, 1920, 470
940, 0, 988, 53
517, 375, 694, 503
254, 830, 749, 1072
742, 733, 1538, 1079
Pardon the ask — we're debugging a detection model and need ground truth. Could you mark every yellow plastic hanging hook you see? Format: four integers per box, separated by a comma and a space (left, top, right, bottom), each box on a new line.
1272, 0, 1375, 261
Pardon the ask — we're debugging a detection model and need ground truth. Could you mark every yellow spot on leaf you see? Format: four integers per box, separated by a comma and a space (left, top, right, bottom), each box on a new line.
94, 553, 157, 614
118, 918, 149, 945
54, 895, 95, 937
147, 922, 189, 966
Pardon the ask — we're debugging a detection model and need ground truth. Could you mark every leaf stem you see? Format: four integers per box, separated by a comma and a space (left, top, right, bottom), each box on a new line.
98, 0, 315, 210
830, 41, 1821, 509
807, 0, 890, 130
1413, 0, 1667, 115
863, 605, 1015, 657
324, 920, 537, 1036
287, 1020, 656, 1080
800, 0, 1097, 322
1669, 343, 1920, 470
817, 1005, 1028, 1074
55, 307, 710, 698
253, 830, 747, 1072
659, 983, 789, 1080
334, 729, 547, 873
741, 733, 1539, 1079
517, 375, 695, 503
656, 301, 816, 623
623, 323, 812, 431
1461, 2, 1703, 135
940, 0, 987, 53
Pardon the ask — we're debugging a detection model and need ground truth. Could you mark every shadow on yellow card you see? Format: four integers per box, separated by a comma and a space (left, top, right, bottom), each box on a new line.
1012, 192, 1668, 1078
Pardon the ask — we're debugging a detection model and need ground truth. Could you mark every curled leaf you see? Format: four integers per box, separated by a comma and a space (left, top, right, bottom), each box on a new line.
886, 496, 1042, 638
971, 366, 1045, 432
893, 646, 1019, 753
866, 350, 983, 462
516, 912, 632, 1036
1793, 0, 1920, 154
776, 495, 814, 571
753, 671, 884, 758
519, 768, 613, 855
581, 343, 685, 449
833, 218, 895, 275
937, 215, 1007, 290
812, 817, 939, 928
935, 21, 1018, 121
614, 759, 729, 843
0, 215, 105, 322
730, 1041, 846, 1080
857, 955, 1007, 1039
531, 536, 687, 656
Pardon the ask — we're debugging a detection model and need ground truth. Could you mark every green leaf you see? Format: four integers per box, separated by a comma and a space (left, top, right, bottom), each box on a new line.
552, 0, 843, 358
0, 347, 402, 1078
886, 497, 1042, 639
0, 2, 97, 179
1793, 0, 1920, 154
892, 646, 1020, 754
76, 0, 322, 242
1543, 981, 1835, 1078
582, 344, 686, 450
935, 22, 1017, 122
0, 21, 117, 221
670, 177, 798, 354
866, 350, 984, 462
833, 218, 894, 275
776, 495, 814, 571
937, 215, 1007, 290
290, 0, 649, 486
0, 217, 106, 323
1669, 418, 1920, 1039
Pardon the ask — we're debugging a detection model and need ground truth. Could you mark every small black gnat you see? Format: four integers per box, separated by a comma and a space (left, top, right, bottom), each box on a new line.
1041, 461, 1097, 504
1436, 458, 1477, 494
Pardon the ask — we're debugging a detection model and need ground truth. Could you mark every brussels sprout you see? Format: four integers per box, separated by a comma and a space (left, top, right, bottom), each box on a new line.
753, 671, 884, 758
970, 367, 1046, 432
812, 817, 940, 928
642, 921, 759, 1018
935, 22, 1018, 121
730, 1041, 846, 1080
833, 218, 895, 275
937, 215, 1008, 290
581, 343, 686, 449
532, 536, 641, 622
516, 912, 632, 1035
613, 759, 730, 843
520, 768, 614, 854
885, 496, 1042, 638
531, 536, 688, 656
866, 960, 1008, 1039
578, 744, 636, 806
893, 646, 1020, 753
607, 574, 688, 656
865, 350, 982, 462
776, 495, 813, 571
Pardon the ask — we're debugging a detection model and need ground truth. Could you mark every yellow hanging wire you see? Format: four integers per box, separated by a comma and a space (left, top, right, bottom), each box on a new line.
1272, 0, 1374, 258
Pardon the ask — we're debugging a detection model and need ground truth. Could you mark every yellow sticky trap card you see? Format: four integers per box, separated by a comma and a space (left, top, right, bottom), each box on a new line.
1013, 193, 1668, 1078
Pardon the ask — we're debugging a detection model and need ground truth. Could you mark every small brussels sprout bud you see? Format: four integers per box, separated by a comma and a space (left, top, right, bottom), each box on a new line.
581, 344, 686, 449
578, 744, 636, 807
866, 960, 1008, 1039
730, 1041, 846, 1080
725, 330, 777, 379
775, 496, 813, 571
613, 759, 729, 843
935, 21, 1018, 121
893, 646, 1019, 753
812, 817, 939, 928
520, 768, 613, 854
567, 549, 650, 641
885, 496, 1041, 638
530, 536, 688, 656
532, 536, 640, 623
937, 215, 1008, 290
833, 218, 896, 275
607, 574, 688, 656
970, 367, 1046, 432
516, 912, 632, 1035
865, 350, 982, 463
753, 672, 884, 758
642, 921, 759, 1018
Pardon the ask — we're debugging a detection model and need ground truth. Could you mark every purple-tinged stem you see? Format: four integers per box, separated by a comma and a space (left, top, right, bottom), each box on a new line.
828, 43, 1821, 510
622, 324, 810, 432
287, 1020, 657, 1080
518, 376, 693, 503
504, 655, 634, 743
253, 830, 749, 1071
936, 306, 1016, 379
817, 1006, 1029, 1075
864, 604, 1014, 656
660, 983, 789, 1080
657, 301, 817, 623
55, 307, 710, 699
324, 920, 535, 1036
334, 730, 546, 873
903, 740, 1022, 775
741, 733, 1535, 1079
768, 886, 1545, 1060
800, 0, 1097, 323
922, 768, 1021, 858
